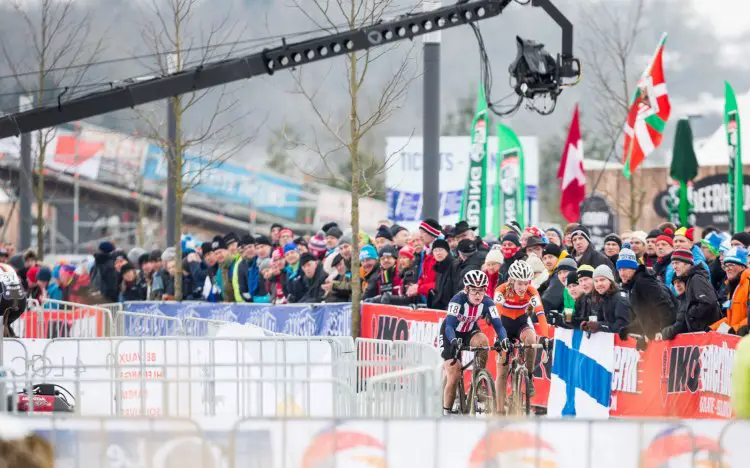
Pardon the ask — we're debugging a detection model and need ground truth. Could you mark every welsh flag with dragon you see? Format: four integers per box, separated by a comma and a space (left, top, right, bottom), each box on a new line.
623, 33, 671, 178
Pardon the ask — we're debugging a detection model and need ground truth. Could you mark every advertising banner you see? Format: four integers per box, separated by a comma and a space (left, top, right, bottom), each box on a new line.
611, 332, 738, 419
141, 144, 303, 220
385, 136, 539, 231
124, 302, 352, 337
579, 194, 618, 250
14, 308, 108, 338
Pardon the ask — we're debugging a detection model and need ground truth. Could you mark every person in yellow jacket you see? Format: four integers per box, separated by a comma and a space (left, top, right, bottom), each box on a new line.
711, 247, 749, 335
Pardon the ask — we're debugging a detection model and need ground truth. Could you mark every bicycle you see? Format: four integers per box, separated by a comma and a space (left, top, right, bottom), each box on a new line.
444, 338, 497, 416
501, 341, 547, 416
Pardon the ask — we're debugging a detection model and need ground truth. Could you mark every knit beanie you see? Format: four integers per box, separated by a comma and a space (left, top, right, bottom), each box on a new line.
309, 233, 327, 258
570, 225, 592, 244
701, 231, 724, 256
283, 242, 298, 254
674, 227, 695, 242
616, 243, 639, 270
545, 227, 563, 242
326, 226, 344, 239
631, 231, 648, 245
732, 232, 750, 248
656, 229, 674, 246
646, 229, 662, 240
556, 257, 578, 272
577, 264, 595, 278
399, 246, 415, 260
542, 243, 562, 258
604, 233, 622, 248
375, 225, 394, 241
593, 264, 615, 283
723, 247, 748, 267
485, 248, 504, 265
501, 232, 521, 247
671, 249, 694, 265
419, 218, 442, 238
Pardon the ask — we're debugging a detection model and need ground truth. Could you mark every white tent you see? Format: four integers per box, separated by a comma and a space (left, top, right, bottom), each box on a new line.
695, 89, 750, 166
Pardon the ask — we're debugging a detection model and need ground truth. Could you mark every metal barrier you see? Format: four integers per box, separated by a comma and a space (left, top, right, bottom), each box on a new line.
360, 365, 442, 417
114, 311, 184, 337
354, 337, 441, 391
11, 415, 749, 467
11, 299, 114, 338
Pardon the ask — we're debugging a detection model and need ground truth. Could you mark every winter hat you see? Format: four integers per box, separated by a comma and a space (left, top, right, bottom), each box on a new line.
671, 249, 694, 265
720, 236, 733, 253
9, 254, 24, 271
375, 225, 394, 241
298, 252, 318, 268
593, 264, 615, 283
526, 254, 545, 274
60, 264, 76, 274
545, 227, 563, 241
271, 248, 284, 260
36, 266, 52, 282
504, 220, 523, 236
646, 229, 662, 240
570, 225, 592, 244
701, 231, 725, 256
338, 233, 353, 247
501, 232, 521, 247
279, 228, 294, 238
359, 244, 378, 262
431, 238, 451, 253
223, 232, 239, 247
127, 248, 147, 266
137, 253, 150, 267
254, 235, 272, 247
631, 231, 648, 245
674, 227, 695, 242
616, 244, 639, 270
258, 258, 273, 272
723, 247, 748, 267
283, 242, 299, 255
566, 271, 580, 285
724, 247, 748, 266
485, 248, 504, 265
656, 229, 675, 246
604, 233, 622, 248
419, 218, 442, 238
732, 232, 750, 248
331, 253, 344, 267
309, 233, 327, 257
556, 257, 578, 272
239, 235, 255, 248
26, 266, 40, 284
457, 239, 477, 255
200, 242, 213, 254
321, 222, 339, 233
399, 246, 415, 260
391, 224, 408, 238
120, 263, 136, 275
542, 243, 562, 258
99, 241, 116, 254
161, 247, 176, 263
211, 235, 226, 251
326, 226, 344, 239
525, 235, 546, 248
577, 264, 595, 278
379, 245, 397, 258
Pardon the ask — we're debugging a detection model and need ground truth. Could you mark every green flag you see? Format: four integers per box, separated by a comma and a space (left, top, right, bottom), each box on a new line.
496, 124, 526, 229
459, 83, 490, 237
670, 118, 698, 226
725, 81, 745, 233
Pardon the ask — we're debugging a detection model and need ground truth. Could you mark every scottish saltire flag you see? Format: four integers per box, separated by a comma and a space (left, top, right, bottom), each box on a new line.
548, 328, 614, 418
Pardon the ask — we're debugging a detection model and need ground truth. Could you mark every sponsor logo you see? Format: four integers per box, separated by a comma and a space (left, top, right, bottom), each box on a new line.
282, 308, 316, 336
322, 305, 351, 336
612, 345, 640, 393
245, 307, 278, 331
469, 426, 557, 468
301, 426, 386, 468
640, 427, 725, 468
373, 313, 442, 344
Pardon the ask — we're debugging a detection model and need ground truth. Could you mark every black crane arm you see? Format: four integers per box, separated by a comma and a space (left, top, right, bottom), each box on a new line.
0, 0, 577, 138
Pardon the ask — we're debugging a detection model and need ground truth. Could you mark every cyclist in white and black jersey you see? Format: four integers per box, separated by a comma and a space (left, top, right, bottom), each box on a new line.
440, 270, 509, 415
0, 263, 26, 337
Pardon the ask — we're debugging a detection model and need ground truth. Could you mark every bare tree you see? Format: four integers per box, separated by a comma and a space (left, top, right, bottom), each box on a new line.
135, 0, 254, 300
582, 0, 647, 229
1, 0, 105, 259
288, 0, 418, 337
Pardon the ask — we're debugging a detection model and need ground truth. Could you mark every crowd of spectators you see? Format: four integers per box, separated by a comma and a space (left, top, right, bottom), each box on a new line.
3, 216, 750, 340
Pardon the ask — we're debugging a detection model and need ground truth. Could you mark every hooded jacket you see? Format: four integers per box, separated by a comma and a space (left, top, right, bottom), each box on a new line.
590, 287, 632, 336
662, 265, 721, 339
711, 268, 750, 333
665, 245, 710, 294
622, 265, 677, 338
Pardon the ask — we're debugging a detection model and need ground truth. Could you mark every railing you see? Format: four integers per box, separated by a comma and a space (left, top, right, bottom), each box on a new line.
8, 415, 749, 468
10, 298, 113, 338
360, 365, 442, 417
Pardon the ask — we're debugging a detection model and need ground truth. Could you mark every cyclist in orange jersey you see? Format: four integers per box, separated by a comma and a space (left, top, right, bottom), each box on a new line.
494, 259, 549, 413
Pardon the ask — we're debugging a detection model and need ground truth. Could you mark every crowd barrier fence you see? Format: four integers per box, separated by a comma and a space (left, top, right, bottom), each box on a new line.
11, 298, 114, 338
18, 415, 750, 468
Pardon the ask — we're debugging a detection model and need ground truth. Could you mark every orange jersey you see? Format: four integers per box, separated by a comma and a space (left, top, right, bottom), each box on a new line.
493, 282, 545, 320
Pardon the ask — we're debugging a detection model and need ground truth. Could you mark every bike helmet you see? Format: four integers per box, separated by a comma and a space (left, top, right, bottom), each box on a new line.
463, 270, 489, 288
508, 259, 534, 281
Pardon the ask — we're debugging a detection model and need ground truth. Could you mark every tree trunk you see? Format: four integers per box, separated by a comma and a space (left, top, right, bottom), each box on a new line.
137, 176, 146, 246
172, 95, 183, 301
349, 48, 362, 339
628, 172, 638, 229
35, 134, 46, 260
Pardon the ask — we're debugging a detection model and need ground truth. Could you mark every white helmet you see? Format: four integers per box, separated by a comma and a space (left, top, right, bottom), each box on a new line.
463, 270, 489, 289
508, 260, 534, 281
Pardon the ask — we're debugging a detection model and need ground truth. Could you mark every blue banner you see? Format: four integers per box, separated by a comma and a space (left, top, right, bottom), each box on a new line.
141, 144, 302, 219
35, 426, 273, 467
123, 302, 352, 337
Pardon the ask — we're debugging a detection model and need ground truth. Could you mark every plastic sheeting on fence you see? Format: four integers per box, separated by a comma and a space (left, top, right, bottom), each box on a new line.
22, 416, 750, 468
120, 302, 352, 337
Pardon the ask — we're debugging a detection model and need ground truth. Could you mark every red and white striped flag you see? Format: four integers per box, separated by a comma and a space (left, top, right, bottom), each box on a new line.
557, 104, 586, 222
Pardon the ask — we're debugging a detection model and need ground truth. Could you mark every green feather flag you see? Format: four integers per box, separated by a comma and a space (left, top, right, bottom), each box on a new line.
459, 83, 489, 236
725, 81, 745, 233
496, 124, 526, 229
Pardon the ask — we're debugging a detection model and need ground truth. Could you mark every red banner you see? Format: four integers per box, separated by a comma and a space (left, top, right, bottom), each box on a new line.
611, 332, 739, 419
19, 308, 108, 338
361, 304, 741, 418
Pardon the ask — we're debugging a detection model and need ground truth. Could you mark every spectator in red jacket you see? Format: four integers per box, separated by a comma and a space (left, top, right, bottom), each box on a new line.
405, 218, 442, 301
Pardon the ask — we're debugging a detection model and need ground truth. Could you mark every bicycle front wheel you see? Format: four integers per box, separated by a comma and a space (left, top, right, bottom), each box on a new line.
468, 369, 497, 417
516, 368, 531, 416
